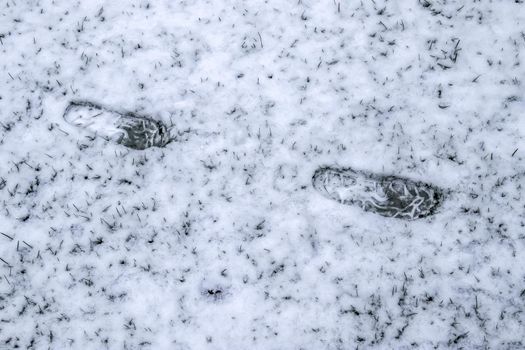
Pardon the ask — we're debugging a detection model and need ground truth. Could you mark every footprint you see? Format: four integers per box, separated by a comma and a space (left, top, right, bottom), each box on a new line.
63, 101, 171, 150
312, 167, 443, 220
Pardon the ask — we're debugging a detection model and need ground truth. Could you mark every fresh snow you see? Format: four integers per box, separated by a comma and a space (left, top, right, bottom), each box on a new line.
1, 0, 525, 349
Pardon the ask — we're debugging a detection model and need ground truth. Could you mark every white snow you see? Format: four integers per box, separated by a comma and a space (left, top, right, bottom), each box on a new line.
1, 0, 525, 348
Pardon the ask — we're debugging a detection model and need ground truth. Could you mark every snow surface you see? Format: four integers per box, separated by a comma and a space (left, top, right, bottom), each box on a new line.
1, 0, 525, 349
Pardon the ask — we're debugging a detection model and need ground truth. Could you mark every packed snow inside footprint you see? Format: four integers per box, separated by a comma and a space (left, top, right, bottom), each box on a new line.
313, 167, 443, 220
63, 101, 171, 150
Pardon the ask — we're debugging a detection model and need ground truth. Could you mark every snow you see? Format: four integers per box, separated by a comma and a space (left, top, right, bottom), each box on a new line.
1, 0, 525, 348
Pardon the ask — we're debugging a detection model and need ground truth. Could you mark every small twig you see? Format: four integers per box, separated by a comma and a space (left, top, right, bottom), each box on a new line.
0, 257, 11, 267
257, 32, 263, 48
0, 232, 13, 240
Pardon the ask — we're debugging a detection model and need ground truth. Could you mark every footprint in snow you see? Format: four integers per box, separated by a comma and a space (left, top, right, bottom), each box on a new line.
312, 166, 444, 220
63, 101, 172, 150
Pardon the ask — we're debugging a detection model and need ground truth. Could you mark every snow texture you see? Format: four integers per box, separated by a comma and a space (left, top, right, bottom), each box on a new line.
1, 0, 525, 349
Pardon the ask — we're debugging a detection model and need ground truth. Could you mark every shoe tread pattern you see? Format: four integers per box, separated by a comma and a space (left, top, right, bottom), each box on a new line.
312, 167, 443, 220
